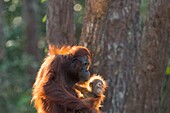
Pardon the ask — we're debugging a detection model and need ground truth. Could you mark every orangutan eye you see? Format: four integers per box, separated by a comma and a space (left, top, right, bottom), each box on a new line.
71, 58, 78, 63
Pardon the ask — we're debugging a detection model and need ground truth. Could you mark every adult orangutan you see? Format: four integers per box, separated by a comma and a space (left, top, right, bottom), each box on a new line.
32, 45, 97, 113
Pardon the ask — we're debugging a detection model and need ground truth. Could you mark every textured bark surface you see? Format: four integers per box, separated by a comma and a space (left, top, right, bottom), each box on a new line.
136, 1, 170, 113
47, 0, 75, 45
80, 0, 141, 112
80, 0, 170, 113
23, 0, 39, 60
79, 0, 110, 73
101, 1, 141, 113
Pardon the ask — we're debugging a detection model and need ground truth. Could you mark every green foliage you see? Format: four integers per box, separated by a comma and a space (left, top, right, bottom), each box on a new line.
0, 49, 38, 113
141, 0, 148, 17
0, 0, 46, 113
166, 67, 170, 75
41, 0, 46, 3
0, 37, 39, 113
17, 90, 36, 113
140, 0, 148, 28
42, 15, 47, 23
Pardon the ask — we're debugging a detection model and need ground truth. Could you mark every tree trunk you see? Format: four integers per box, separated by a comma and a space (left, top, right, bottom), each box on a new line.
80, 0, 141, 112
0, 0, 4, 60
23, 0, 39, 61
134, 1, 170, 113
47, 0, 75, 45
79, 0, 110, 73
80, 0, 170, 113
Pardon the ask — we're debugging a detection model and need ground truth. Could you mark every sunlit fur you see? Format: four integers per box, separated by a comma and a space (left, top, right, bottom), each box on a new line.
32, 45, 94, 113
74, 74, 107, 112
49, 45, 91, 60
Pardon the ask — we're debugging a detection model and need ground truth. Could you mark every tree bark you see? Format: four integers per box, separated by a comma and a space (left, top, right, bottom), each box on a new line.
80, 0, 170, 113
79, 0, 110, 73
80, 0, 141, 112
135, 1, 170, 113
47, 0, 75, 46
23, 0, 39, 61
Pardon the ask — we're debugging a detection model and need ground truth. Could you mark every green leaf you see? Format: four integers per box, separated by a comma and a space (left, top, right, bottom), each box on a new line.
41, 0, 46, 3
42, 15, 47, 23
166, 67, 170, 75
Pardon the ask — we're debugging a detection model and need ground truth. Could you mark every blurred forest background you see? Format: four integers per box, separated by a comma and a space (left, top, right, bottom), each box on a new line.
0, 0, 170, 113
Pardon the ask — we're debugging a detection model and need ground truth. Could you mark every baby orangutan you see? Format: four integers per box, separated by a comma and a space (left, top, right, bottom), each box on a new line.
74, 74, 107, 112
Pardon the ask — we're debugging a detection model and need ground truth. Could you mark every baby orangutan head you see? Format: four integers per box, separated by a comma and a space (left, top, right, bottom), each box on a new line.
88, 75, 107, 96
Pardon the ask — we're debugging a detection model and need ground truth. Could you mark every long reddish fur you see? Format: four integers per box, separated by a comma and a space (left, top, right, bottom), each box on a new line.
32, 45, 95, 113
